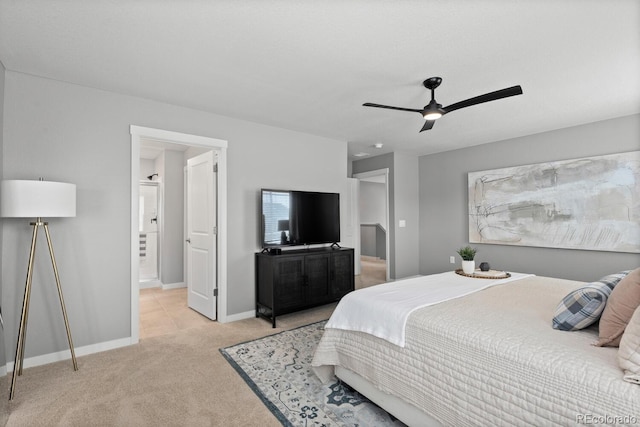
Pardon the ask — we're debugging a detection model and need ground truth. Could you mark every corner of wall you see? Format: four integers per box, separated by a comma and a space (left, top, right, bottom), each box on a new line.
392, 152, 420, 278
0, 58, 9, 419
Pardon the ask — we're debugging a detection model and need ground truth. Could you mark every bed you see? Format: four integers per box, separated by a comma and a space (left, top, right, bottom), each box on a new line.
311, 272, 640, 426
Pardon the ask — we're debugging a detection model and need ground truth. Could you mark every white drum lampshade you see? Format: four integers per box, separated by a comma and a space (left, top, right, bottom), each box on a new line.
1, 180, 76, 218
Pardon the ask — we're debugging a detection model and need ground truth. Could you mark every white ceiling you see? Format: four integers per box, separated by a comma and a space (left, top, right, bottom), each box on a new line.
1, 1, 638, 159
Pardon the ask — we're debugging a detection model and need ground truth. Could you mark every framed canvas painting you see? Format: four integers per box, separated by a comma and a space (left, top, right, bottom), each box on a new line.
468, 151, 640, 253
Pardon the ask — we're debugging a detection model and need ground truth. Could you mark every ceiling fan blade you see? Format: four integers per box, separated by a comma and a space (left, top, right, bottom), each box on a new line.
419, 120, 436, 132
363, 103, 422, 113
443, 85, 523, 113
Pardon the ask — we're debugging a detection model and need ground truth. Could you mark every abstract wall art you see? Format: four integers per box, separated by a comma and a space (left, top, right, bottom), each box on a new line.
468, 151, 640, 253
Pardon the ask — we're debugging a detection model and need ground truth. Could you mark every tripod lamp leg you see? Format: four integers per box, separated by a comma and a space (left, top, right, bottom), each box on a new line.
9, 222, 39, 400
43, 223, 78, 371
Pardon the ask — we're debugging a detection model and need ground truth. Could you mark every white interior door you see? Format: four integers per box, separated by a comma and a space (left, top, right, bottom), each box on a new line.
187, 151, 217, 320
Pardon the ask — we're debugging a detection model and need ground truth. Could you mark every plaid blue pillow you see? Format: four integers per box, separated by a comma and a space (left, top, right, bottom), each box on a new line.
552, 271, 631, 331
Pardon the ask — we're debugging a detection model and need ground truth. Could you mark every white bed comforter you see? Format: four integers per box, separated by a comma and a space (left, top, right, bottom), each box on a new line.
312, 276, 640, 426
325, 271, 532, 347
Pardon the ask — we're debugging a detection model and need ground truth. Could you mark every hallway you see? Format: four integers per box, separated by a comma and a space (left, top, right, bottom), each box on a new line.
139, 287, 211, 339
356, 255, 387, 289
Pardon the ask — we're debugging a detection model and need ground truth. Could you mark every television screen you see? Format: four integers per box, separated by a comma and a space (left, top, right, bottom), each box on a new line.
261, 189, 340, 247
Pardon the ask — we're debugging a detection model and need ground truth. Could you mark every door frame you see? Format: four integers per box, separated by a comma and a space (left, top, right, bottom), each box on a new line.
130, 125, 228, 344
353, 168, 391, 282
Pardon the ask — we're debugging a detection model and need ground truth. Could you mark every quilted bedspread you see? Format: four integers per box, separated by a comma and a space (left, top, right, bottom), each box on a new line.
312, 276, 640, 426
325, 271, 532, 347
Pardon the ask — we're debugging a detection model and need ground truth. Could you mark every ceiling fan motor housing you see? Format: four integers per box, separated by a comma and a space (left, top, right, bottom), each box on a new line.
423, 77, 442, 90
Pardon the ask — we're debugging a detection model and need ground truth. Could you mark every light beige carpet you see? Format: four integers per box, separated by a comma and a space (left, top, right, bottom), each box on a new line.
3, 304, 335, 427
0, 375, 7, 426
3, 266, 387, 427
358, 256, 387, 288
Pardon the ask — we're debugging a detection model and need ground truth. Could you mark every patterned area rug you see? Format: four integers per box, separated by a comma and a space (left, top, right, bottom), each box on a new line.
220, 321, 405, 427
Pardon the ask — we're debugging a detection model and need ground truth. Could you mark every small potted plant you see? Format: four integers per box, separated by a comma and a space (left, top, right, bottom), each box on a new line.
457, 246, 477, 275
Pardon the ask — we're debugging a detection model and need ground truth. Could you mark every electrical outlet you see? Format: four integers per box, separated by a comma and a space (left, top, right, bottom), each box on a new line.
450, 256, 455, 264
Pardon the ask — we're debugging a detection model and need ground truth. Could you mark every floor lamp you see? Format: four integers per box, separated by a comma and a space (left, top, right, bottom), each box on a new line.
0, 179, 78, 400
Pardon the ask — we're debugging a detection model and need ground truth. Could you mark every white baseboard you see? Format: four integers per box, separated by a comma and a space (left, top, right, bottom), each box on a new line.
0, 365, 6, 377
139, 280, 162, 289
162, 282, 186, 290
222, 309, 255, 323
6, 336, 133, 373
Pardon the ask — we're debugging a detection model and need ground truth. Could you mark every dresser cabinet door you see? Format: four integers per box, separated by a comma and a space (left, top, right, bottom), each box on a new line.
274, 256, 305, 310
331, 250, 354, 299
305, 253, 331, 304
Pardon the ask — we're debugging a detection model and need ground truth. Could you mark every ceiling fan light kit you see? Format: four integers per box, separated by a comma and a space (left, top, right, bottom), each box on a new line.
422, 103, 444, 120
363, 76, 523, 132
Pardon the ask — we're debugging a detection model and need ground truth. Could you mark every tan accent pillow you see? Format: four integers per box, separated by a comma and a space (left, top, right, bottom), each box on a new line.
618, 306, 640, 384
596, 268, 640, 347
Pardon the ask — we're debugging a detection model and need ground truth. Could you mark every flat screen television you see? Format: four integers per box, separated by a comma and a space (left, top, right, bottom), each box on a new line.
260, 189, 340, 247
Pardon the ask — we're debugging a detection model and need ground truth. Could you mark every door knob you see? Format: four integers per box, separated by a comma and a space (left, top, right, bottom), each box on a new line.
186, 238, 191, 243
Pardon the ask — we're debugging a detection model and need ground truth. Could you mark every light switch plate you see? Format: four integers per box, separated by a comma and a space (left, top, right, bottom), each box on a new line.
399, 219, 406, 228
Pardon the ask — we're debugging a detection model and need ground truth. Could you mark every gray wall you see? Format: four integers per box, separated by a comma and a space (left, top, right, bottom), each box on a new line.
359, 181, 386, 225
0, 60, 8, 418
139, 158, 155, 181
353, 152, 420, 279
160, 150, 184, 285
1, 71, 348, 362
419, 114, 640, 281
360, 224, 386, 260
393, 152, 420, 279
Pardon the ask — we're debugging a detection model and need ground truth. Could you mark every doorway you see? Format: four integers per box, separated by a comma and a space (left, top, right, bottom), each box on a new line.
353, 169, 390, 284
130, 126, 228, 344
139, 182, 160, 286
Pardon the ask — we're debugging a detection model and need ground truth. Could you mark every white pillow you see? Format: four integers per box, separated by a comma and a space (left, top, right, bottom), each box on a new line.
618, 305, 640, 384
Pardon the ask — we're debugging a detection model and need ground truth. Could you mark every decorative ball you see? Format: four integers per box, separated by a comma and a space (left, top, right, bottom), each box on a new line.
479, 262, 490, 272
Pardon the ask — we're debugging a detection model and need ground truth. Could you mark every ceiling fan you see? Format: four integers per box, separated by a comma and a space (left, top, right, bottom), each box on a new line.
363, 77, 523, 132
